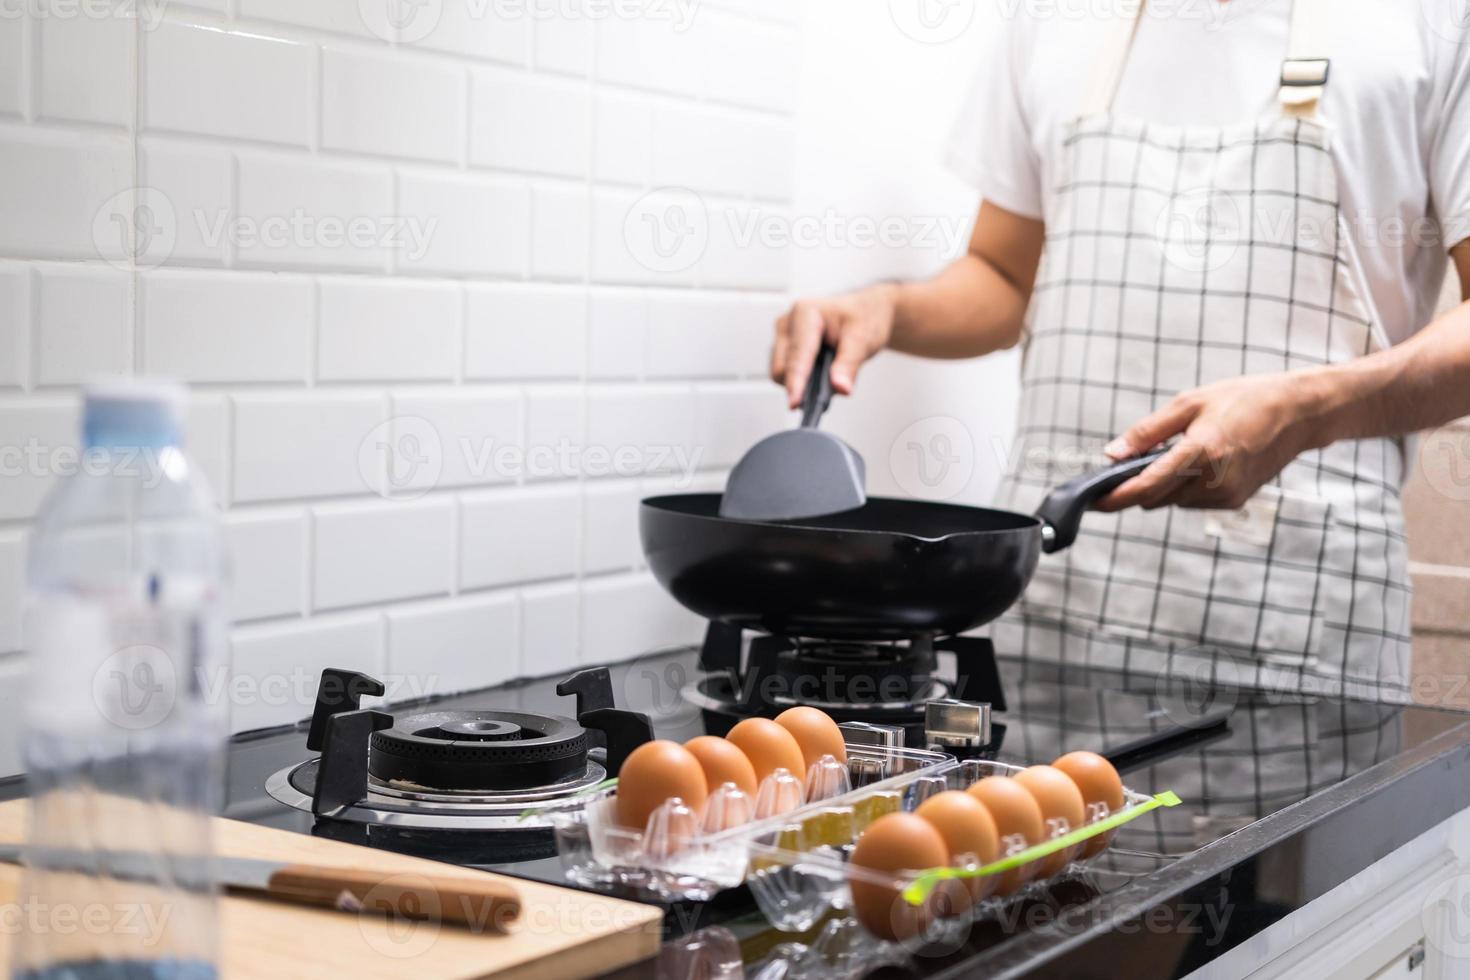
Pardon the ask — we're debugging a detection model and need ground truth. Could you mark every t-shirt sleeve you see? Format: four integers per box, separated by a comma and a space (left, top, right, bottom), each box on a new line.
943, 11, 1043, 220
1429, 26, 1470, 250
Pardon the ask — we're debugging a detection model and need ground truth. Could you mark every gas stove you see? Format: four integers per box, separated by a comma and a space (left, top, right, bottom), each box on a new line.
265, 645, 999, 848
217, 646, 1465, 979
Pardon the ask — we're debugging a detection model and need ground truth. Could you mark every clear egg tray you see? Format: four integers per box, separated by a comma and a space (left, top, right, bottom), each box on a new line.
552, 741, 1179, 933
741, 757, 1176, 935
550, 742, 953, 903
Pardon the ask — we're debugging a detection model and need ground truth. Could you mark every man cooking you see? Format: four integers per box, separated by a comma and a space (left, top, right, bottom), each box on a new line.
770, 0, 1470, 703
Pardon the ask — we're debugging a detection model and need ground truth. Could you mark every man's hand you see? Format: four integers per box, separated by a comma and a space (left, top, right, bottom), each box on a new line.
771, 285, 898, 409
1096, 373, 1327, 512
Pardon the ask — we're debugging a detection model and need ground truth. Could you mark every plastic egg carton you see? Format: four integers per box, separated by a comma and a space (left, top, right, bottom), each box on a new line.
743, 758, 1167, 934
550, 742, 955, 903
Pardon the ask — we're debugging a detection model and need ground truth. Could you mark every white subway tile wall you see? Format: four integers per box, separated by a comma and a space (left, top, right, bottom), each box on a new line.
0, 0, 798, 734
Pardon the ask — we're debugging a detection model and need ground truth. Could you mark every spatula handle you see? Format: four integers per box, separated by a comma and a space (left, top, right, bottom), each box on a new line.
266, 864, 522, 931
800, 344, 837, 429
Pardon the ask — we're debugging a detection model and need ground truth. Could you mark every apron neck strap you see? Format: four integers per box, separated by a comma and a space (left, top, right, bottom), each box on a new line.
1081, 0, 1331, 120
1081, 0, 1147, 118
1279, 0, 1329, 119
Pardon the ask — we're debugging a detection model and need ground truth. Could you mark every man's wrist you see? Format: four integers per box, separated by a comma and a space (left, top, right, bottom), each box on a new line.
869, 280, 905, 343
1288, 362, 1377, 450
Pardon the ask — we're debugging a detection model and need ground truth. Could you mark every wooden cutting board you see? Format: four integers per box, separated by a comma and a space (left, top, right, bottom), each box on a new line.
0, 799, 663, 980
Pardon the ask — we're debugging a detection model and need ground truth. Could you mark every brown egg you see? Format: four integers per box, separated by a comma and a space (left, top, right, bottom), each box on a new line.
848, 812, 950, 941
914, 791, 1001, 909
966, 777, 1046, 895
726, 718, 807, 784
1053, 751, 1125, 858
615, 740, 708, 832
774, 706, 848, 770
1014, 765, 1087, 878
684, 736, 759, 798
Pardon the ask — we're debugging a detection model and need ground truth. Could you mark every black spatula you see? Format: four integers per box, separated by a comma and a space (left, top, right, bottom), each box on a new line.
719, 344, 867, 522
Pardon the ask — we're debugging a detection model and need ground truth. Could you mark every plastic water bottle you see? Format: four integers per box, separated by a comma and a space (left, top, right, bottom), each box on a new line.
15, 381, 227, 980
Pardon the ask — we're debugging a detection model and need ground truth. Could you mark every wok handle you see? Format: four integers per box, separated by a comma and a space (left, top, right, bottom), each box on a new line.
799, 344, 838, 429
1035, 449, 1169, 554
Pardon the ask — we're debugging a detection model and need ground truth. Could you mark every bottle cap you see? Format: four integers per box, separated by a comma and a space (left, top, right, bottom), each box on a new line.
82, 378, 187, 451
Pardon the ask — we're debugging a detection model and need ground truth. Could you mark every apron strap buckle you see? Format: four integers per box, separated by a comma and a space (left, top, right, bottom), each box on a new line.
1281, 57, 1330, 88
1279, 58, 1330, 117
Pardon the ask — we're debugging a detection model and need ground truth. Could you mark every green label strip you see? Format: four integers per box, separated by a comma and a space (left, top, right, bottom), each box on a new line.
900, 791, 1183, 905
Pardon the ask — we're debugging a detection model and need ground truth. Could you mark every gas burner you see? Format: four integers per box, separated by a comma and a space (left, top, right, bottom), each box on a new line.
370, 710, 589, 791
687, 623, 1009, 750
265, 667, 652, 833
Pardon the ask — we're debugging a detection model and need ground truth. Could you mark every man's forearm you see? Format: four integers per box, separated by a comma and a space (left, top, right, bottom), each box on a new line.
1299, 299, 1470, 446
887, 252, 1031, 360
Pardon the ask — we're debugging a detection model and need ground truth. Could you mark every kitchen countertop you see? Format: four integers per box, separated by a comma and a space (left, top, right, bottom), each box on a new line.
600, 653, 1470, 978
5, 649, 1469, 979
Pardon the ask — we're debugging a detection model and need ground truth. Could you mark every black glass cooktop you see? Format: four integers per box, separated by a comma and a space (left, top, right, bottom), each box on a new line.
205, 647, 1470, 978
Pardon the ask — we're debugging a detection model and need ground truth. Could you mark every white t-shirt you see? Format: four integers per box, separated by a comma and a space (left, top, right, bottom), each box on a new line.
946, 0, 1470, 343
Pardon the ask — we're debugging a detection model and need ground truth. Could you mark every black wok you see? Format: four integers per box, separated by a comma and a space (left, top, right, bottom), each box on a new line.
639, 451, 1164, 641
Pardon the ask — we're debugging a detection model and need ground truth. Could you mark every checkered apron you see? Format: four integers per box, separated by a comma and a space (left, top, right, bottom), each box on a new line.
990, 0, 1414, 704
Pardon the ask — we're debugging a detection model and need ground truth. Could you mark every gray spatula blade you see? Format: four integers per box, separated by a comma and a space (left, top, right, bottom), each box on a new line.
719, 429, 867, 522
